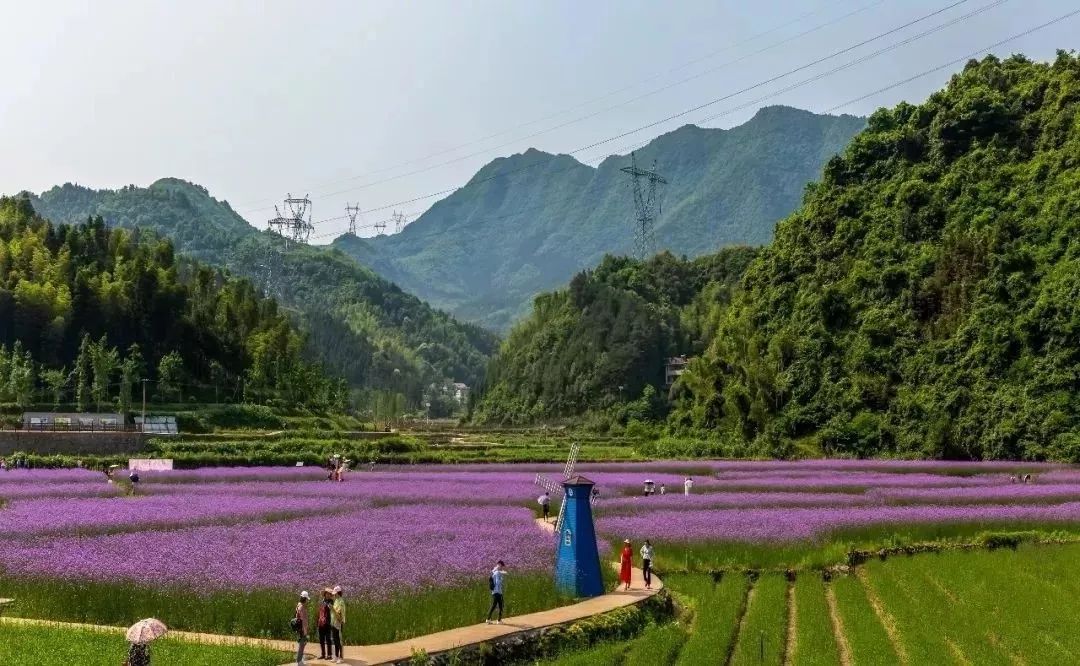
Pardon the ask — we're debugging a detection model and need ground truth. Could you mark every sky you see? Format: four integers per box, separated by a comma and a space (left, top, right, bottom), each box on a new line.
0, 0, 1075, 242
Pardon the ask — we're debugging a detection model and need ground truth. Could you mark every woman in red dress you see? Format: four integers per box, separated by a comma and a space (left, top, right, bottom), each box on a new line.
619, 539, 633, 590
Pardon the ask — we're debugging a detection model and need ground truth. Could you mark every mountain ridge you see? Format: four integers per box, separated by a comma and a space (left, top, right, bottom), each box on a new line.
344, 105, 865, 330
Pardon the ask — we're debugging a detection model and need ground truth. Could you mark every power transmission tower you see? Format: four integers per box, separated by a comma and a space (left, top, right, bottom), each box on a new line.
391, 211, 408, 234
620, 152, 667, 259
345, 203, 362, 236
374, 217, 387, 235
264, 193, 313, 298
267, 193, 314, 247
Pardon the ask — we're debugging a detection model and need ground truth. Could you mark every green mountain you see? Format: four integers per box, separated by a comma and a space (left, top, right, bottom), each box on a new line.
28, 180, 497, 399
672, 52, 1080, 461
338, 106, 865, 331
473, 249, 756, 425
0, 196, 340, 410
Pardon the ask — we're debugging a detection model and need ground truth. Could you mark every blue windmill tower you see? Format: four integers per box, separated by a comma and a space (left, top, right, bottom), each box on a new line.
535, 444, 604, 598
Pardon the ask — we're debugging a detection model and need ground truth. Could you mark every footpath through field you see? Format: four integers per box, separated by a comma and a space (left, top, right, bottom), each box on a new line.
1, 519, 662, 666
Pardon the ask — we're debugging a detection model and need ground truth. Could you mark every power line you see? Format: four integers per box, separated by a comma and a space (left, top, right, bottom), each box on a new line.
823, 9, 1080, 112
243, 0, 889, 215
234, 0, 871, 214
305, 0, 1001, 233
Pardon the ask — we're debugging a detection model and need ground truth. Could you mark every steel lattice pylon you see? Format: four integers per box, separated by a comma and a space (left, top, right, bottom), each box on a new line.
620, 152, 667, 260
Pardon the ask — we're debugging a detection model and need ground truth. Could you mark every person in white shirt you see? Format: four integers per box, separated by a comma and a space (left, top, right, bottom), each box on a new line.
684, 476, 693, 496
538, 492, 551, 522
639, 540, 655, 589
659, 484, 666, 495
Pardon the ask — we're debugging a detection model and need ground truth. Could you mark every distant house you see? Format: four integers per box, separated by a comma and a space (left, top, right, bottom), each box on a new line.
21, 412, 123, 431
452, 382, 470, 404
664, 356, 690, 387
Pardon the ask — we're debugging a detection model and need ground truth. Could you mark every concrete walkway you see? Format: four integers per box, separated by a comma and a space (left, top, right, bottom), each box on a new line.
2, 520, 662, 666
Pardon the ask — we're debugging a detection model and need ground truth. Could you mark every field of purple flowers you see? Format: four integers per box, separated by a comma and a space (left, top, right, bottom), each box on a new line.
2, 458, 1079, 642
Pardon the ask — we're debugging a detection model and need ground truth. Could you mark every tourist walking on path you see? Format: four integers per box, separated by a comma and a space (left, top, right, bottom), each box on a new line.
317, 589, 334, 660
659, 483, 665, 496
331, 586, 346, 664
486, 561, 508, 624
538, 492, 551, 522
683, 476, 694, 496
293, 591, 310, 665
619, 539, 633, 591
640, 540, 655, 589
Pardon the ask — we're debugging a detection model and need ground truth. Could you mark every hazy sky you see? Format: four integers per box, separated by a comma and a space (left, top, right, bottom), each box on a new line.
1, 0, 1075, 240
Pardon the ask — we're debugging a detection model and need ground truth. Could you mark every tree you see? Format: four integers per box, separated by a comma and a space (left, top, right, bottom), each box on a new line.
157, 351, 184, 403
41, 367, 68, 410
90, 335, 119, 412
75, 334, 92, 412
7, 341, 34, 409
118, 344, 143, 418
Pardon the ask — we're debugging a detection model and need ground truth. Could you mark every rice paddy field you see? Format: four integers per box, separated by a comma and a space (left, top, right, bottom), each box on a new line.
4, 458, 1080, 664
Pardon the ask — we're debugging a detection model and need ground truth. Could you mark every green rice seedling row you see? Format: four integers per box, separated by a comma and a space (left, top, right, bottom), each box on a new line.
789, 574, 841, 666
671, 573, 749, 666
829, 575, 901, 666
730, 573, 788, 666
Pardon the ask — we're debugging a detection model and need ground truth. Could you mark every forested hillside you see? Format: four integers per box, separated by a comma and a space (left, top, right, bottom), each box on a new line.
342, 106, 864, 330
0, 196, 341, 410
474, 249, 755, 424
29, 180, 497, 399
672, 52, 1080, 461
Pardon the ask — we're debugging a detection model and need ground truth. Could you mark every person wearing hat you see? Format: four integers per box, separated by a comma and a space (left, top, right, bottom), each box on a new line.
293, 591, 310, 665
331, 586, 346, 664
619, 539, 633, 591
316, 589, 334, 660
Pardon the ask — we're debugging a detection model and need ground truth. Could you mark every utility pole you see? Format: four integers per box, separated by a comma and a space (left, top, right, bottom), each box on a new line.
620, 152, 668, 260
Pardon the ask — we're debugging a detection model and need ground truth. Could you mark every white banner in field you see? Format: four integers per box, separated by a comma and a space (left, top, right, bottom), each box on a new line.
128, 459, 174, 471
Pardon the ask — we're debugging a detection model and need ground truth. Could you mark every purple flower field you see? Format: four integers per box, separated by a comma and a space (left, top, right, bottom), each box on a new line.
2, 459, 1079, 597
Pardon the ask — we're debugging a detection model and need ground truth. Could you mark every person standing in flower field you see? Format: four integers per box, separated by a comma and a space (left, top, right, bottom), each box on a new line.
331, 586, 346, 664
640, 539, 655, 589
538, 492, 551, 522
683, 476, 694, 496
292, 590, 310, 665
486, 560, 508, 624
659, 483, 666, 496
317, 589, 334, 661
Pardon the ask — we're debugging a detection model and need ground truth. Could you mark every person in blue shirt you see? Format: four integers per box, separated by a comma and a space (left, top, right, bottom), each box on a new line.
485, 561, 508, 624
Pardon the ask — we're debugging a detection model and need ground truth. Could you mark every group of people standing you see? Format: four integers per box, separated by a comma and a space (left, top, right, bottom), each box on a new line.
326, 455, 350, 482
293, 586, 347, 664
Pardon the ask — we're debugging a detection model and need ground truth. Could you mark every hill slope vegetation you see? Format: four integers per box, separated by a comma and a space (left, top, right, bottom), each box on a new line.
0, 196, 339, 409
672, 52, 1080, 461
474, 249, 756, 424
29, 180, 497, 398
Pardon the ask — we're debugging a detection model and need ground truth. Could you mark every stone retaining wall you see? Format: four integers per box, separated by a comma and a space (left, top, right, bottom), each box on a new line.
0, 431, 148, 456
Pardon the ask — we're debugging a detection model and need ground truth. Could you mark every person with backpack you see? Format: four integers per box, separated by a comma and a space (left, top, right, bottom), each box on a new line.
330, 586, 346, 664
317, 589, 334, 660
485, 561, 508, 624
291, 591, 310, 665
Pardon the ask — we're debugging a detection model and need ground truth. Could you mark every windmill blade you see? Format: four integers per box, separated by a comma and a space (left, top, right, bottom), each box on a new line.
563, 442, 581, 479
534, 473, 563, 495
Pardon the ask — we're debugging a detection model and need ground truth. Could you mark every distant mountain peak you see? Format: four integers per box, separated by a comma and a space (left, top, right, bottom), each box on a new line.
352, 105, 866, 331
